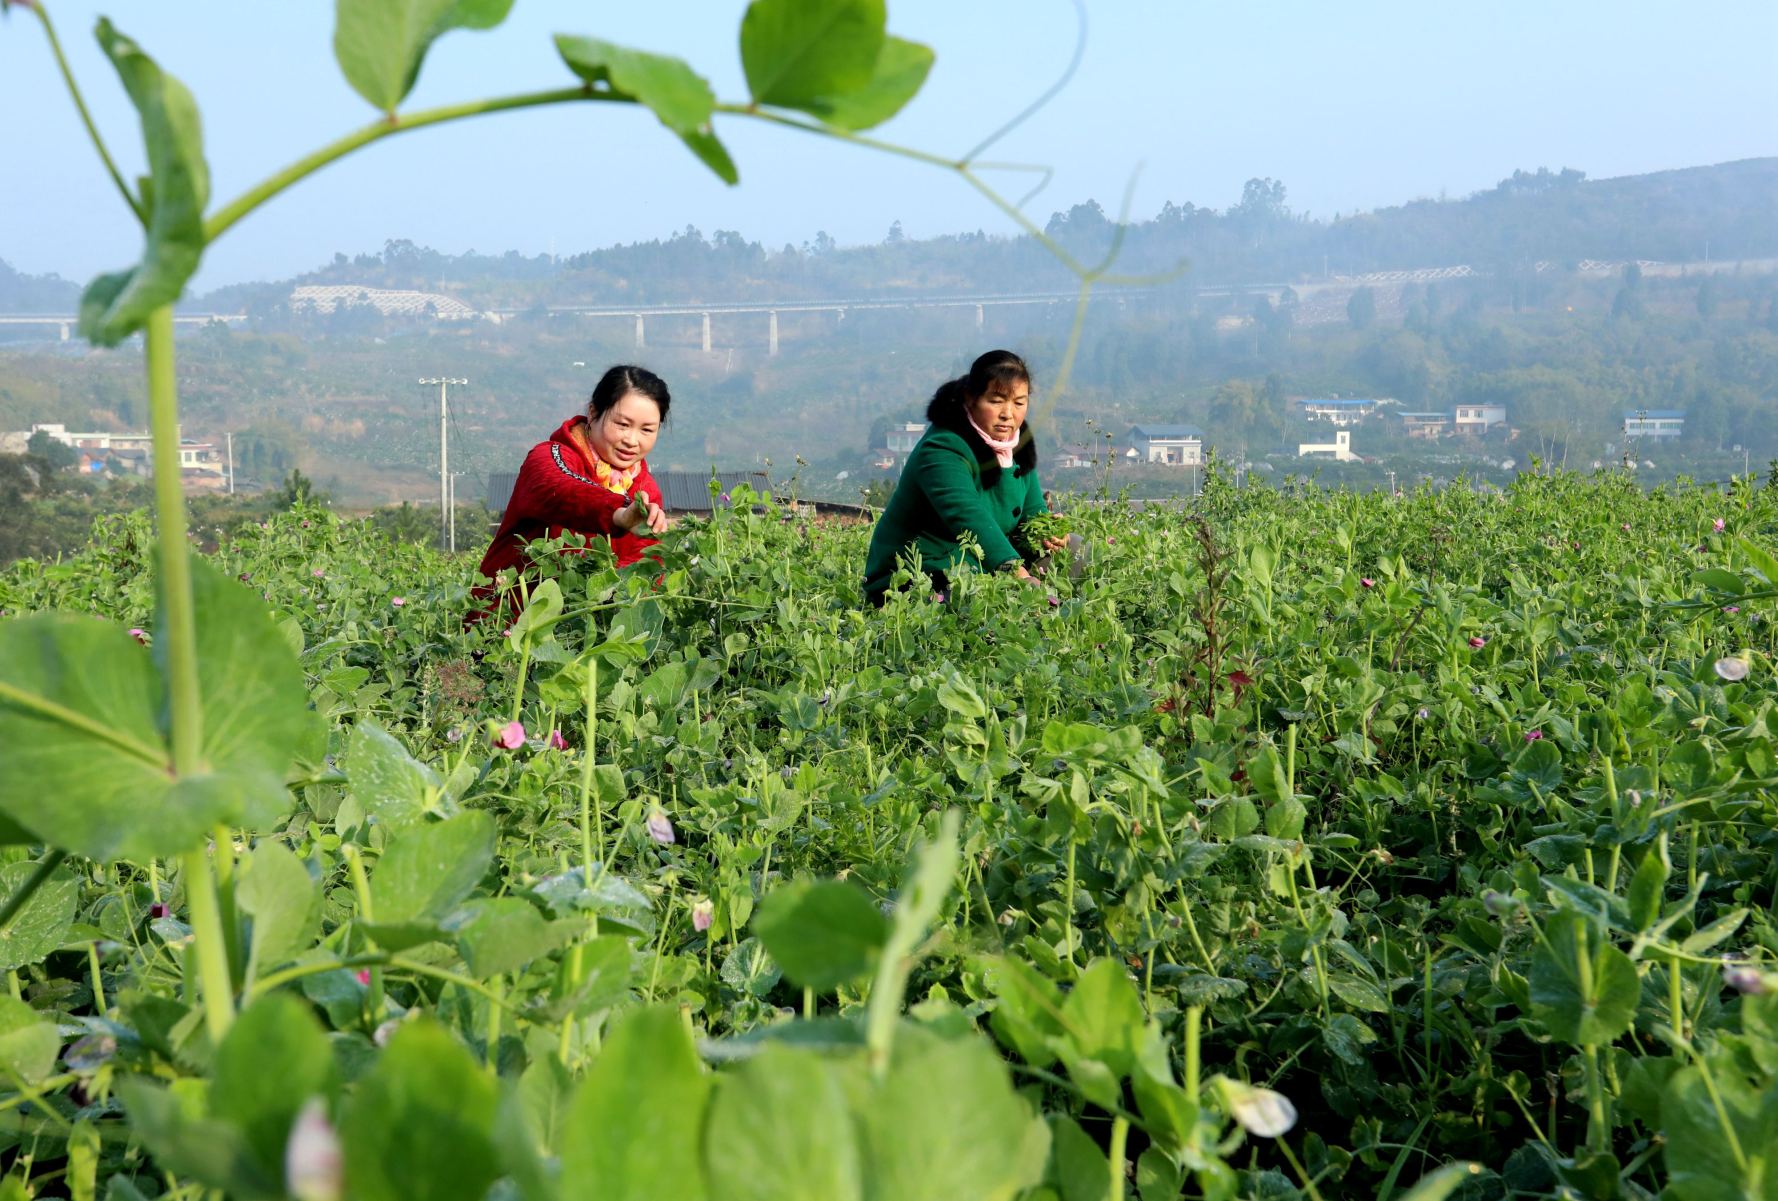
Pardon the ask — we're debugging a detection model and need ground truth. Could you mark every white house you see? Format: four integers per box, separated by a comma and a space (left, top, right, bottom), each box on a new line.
1299, 429, 1359, 462
1127, 424, 1205, 466
1299, 398, 1391, 426
1453, 403, 1507, 434
1623, 410, 1684, 439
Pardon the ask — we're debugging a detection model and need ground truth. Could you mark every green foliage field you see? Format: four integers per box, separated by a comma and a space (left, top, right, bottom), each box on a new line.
3, 468, 1777, 1198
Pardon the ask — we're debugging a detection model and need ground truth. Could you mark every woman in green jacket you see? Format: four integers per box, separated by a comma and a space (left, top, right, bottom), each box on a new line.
863, 349, 1065, 604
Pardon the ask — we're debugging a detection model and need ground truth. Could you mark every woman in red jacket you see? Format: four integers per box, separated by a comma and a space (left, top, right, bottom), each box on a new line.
470, 364, 672, 619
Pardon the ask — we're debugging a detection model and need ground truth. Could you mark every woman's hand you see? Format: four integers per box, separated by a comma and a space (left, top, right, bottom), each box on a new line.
614, 493, 668, 534
1040, 535, 1069, 554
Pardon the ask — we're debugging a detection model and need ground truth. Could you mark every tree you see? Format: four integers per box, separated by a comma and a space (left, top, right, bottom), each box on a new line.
1347, 286, 1377, 330
885, 220, 905, 245
1696, 277, 1719, 319
26, 430, 77, 471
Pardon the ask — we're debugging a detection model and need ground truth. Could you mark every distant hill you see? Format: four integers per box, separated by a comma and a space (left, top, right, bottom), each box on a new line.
0, 260, 80, 313
10, 158, 1774, 318
186, 156, 1778, 313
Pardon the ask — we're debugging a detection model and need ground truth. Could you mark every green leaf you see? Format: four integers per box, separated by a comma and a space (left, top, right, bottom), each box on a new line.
332, 0, 514, 113
1529, 910, 1640, 1046
981, 956, 1065, 1068
1660, 1056, 1778, 1201
506, 579, 564, 654
237, 841, 319, 979
341, 1018, 499, 1201
77, 21, 209, 347
210, 993, 335, 1181
1059, 959, 1144, 1077
0, 559, 308, 862
446, 897, 573, 979
363, 812, 495, 950
0, 996, 60, 1085
345, 720, 441, 828
863, 1026, 1047, 1201
802, 36, 933, 130
559, 1006, 710, 1201
1625, 839, 1669, 931
753, 879, 888, 993
1049, 1114, 1109, 1201
0, 860, 80, 972
704, 1047, 863, 1201
740, 0, 886, 109
553, 35, 739, 186
119, 1078, 270, 1198
1395, 1163, 1484, 1201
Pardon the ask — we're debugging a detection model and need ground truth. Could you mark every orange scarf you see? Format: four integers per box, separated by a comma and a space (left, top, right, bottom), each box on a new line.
565, 417, 640, 496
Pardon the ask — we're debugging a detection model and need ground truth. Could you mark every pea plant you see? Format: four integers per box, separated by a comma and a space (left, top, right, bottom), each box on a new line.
9, 3, 1777, 1200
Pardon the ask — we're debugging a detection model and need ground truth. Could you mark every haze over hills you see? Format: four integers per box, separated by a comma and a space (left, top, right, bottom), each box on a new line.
3, 158, 1775, 316
2, 156, 1776, 515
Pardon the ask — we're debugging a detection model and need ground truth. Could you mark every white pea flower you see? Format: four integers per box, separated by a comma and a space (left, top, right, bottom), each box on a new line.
285, 1098, 342, 1201
1214, 1076, 1298, 1138
1714, 657, 1750, 682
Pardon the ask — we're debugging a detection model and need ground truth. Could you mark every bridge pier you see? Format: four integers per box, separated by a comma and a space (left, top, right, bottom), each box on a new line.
974, 303, 984, 330
701, 311, 712, 352
634, 314, 645, 350
768, 310, 779, 356
59, 322, 70, 342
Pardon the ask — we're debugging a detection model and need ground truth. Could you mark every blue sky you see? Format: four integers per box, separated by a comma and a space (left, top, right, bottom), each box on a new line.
3, 1, 1773, 291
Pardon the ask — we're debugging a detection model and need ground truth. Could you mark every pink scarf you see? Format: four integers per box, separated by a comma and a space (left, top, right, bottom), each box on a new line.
967, 414, 1019, 468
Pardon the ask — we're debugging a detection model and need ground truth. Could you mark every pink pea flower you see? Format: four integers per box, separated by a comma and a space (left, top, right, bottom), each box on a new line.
1725, 965, 1768, 995
391, 597, 406, 608
1713, 518, 1726, 533
1524, 729, 1543, 742
1468, 636, 1487, 649
355, 969, 372, 986
148, 902, 171, 919
445, 726, 463, 743
691, 899, 715, 932
1620, 524, 1630, 532
284, 1098, 342, 1201
1725, 606, 1741, 614
1360, 577, 1375, 589
1105, 536, 1116, 545
128, 628, 148, 645
646, 811, 676, 845
547, 729, 567, 750
1047, 594, 1061, 608
495, 721, 526, 749
311, 568, 325, 578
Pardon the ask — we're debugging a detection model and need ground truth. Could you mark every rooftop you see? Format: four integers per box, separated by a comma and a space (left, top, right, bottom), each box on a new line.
1624, 409, 1686, 419
1129, 424, 1204, 439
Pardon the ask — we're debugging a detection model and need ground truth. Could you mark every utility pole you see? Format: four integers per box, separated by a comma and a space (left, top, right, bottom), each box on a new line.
420, 377, 468, 551
1388, 468, 1396, 496
225, 431, 235, 495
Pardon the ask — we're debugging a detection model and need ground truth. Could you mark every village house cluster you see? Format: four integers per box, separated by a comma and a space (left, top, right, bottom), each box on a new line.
0, 423, 230, 492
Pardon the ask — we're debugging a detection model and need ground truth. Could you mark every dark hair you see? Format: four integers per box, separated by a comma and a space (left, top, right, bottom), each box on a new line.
589, 365, 671, 422
925, 349, 1037, 483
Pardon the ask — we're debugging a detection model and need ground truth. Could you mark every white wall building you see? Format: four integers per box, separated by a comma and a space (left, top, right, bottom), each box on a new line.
1299, 429, 1359, 462
1453, 403, 1507, 434
1127, 424, 1205, 466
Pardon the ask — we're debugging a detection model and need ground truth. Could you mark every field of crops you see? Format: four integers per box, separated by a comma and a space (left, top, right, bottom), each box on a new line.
1, 468, 1775, 1201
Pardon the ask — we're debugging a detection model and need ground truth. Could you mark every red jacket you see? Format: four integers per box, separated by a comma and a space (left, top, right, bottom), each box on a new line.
470, 416, 663, 620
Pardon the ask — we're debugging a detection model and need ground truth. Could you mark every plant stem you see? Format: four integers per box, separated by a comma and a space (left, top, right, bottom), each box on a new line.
28, 3, 145, 225
147, 307, 202, 773
1108, 1115, 1129, 1201
182, 848, 233, 1042
206, 88, 618, 243
1183, 1005, 1202, 1103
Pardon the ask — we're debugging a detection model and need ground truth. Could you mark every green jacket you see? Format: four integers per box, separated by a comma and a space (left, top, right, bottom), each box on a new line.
862, 426, 1047, 594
